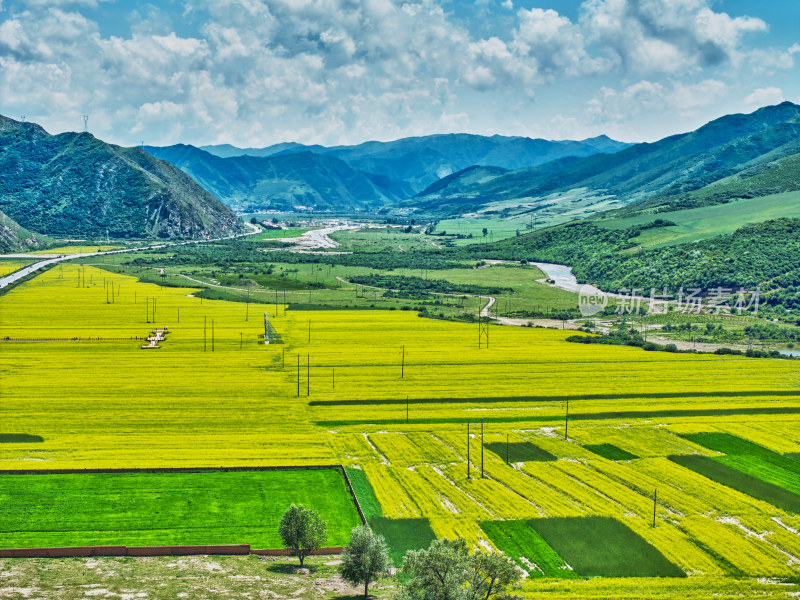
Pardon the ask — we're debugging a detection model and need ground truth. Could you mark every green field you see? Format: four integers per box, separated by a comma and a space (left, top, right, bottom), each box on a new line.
678, 432, 800, 495
479, 520, 575, 578
0, 469, 361, 549
668, 455, 800, 513
595, 192, 800, 247
584, 443, 639, 461
484, 441, 556, 463
369, 517, 437, 566
345, 467, 382, 520
529, 517, 686, 578
250, 227, 310, 241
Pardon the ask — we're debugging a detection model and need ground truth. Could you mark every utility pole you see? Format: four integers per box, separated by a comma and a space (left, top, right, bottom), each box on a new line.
653, 489, 658, 527
466, 420, 471, 480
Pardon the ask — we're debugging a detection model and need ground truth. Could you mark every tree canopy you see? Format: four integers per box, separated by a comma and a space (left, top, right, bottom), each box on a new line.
400, 538, 520, 600
339, 525, 391, 598
278, 504, 327, 566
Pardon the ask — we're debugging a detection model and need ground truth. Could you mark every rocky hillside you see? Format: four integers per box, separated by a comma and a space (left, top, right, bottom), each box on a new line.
0, 116, 243, 240
0, 209, 49, 253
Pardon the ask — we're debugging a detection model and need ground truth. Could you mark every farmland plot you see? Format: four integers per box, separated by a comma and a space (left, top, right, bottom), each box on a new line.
1, 264, 800, 593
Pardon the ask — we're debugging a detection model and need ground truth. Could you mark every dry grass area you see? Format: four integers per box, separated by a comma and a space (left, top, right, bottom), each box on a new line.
0, 555, 397, 600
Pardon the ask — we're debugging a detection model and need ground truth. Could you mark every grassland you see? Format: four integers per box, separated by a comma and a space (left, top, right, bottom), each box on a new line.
0, 469, 361, 549
250, 227, 309, 241
594, 192, 800, 248
2, 263, 800, 594
4, 555, 795, 600
0, 554, 398, 600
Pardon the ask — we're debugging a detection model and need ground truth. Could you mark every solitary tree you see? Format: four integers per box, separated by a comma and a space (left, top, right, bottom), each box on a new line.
340, 526, 391, 598
400, 538, 520, 600
278, 504, 327, 566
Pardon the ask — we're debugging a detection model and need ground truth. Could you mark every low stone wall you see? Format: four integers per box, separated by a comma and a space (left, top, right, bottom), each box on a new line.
251, 547, 345, 556
0, 544, 342, 559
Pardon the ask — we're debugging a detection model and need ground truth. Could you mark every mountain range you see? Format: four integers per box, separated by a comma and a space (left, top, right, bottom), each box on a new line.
411, 102, 800, 225
145, 133, 631, 211
0, 116, 243, 242
3, 102, 798, 252
144, 145, 400, 212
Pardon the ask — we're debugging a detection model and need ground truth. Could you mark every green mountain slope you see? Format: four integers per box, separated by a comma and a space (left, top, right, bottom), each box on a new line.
145, 145, 400, 211
413, 102, 800, 218
595, 191, 800, 248
0, 116, 242, 240
0, 209, 49, 253
632, 150, 800, 214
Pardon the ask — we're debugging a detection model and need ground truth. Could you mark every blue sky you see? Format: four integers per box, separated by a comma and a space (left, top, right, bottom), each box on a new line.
1, 0, 798, 147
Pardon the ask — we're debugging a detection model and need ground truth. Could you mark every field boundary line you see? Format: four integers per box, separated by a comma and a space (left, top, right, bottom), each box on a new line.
0, 544, 347, 559
0, 464, 343, 475
341, 467, 368, 526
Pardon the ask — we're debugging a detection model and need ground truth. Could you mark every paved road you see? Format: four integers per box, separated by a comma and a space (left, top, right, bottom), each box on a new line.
0, 222, 261, 290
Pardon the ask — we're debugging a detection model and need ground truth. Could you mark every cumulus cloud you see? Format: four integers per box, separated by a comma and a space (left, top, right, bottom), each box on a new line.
744, 87, 785, 110
586, 78, 729, 138
512, 8, 606, 78
0, 0, 780, 146
580, 0, 767, 72
747, 43, 800, 74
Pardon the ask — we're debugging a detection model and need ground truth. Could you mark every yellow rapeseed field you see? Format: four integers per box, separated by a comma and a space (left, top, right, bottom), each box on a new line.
2, 263, 800, 593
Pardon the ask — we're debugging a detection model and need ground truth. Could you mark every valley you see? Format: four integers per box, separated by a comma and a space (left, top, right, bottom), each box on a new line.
1, 102, 799, 600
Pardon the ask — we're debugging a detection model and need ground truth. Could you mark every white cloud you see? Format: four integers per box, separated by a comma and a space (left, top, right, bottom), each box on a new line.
580, 0, 767, 72
0, 0, 781, 146
586, 78, 730, 139
747, 43, 800, 74
512, 8, 606, 78
744, 87, 785, 110
22, 0, 108, 6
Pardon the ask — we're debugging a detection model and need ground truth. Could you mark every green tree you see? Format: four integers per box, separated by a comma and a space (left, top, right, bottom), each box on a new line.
278, 504, 327, 566
339, 526, 391, 598
400, 538, 520, 600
